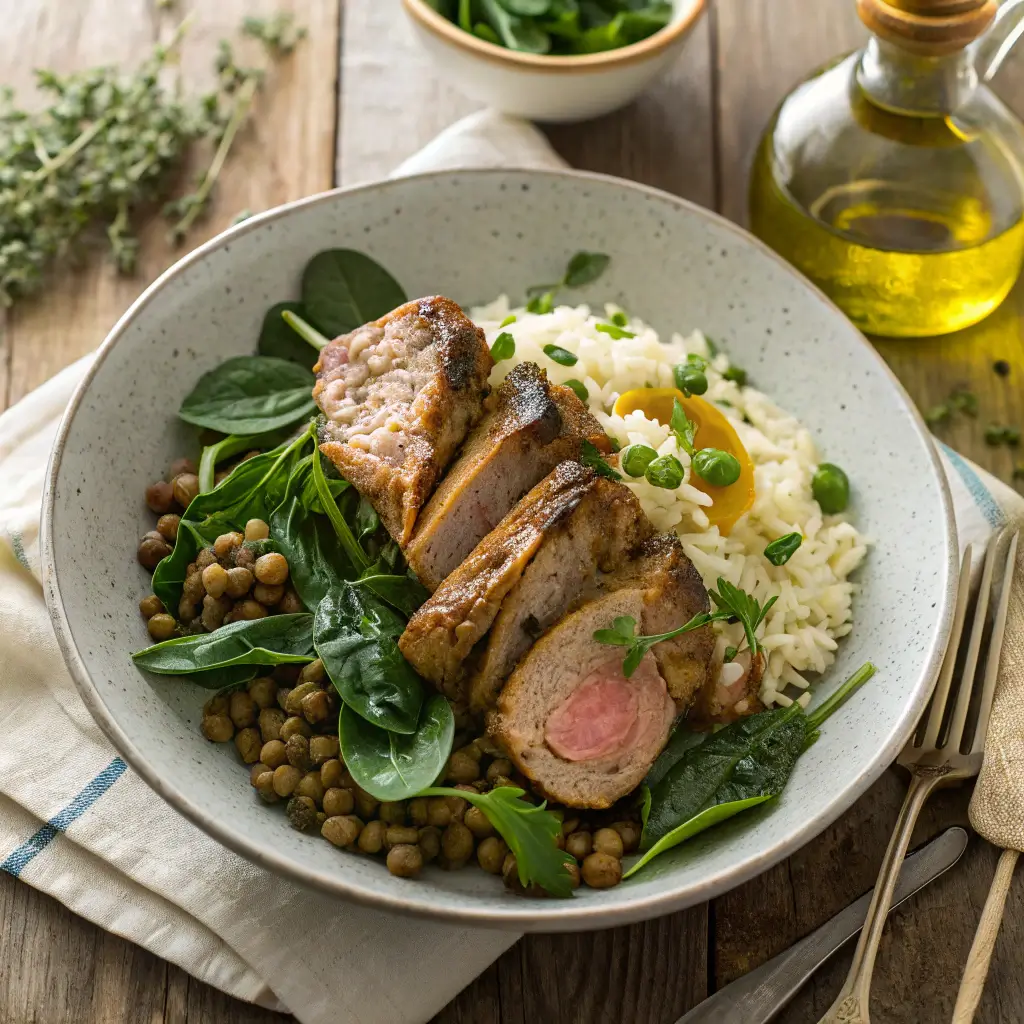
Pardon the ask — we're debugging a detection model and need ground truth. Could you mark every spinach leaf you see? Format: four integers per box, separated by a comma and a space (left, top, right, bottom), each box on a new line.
480, 0, 552, 51
151, 519, 207, 611
301, 249, 406, 338
564, 251, 610, 287
624, 797, 772, 878
420, 786, 576, 897
644, 723, 707, 788
184, 664, 259, 691
197, 430, 283, 494
350, 573, 430, 618
179, 356, 316, 434
132, 614, 315, 674
628, 663, 876, 877
314, 584, 424, 734
257, 301, 317, 367
354, 495, 380, 542
496, 0, 552, 14
312, 445, 369, 572
339, 695, 454, 802
281, 309, 331, 353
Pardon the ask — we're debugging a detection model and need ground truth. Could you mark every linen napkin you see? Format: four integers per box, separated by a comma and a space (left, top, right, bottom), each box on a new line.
2, 108, 1023, 1024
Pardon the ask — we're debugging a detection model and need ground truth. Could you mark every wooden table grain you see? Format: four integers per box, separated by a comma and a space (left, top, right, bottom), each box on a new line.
2, 1, 1023, 1022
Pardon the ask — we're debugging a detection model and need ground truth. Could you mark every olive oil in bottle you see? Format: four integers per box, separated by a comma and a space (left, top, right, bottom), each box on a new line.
749, 0, 1024, 338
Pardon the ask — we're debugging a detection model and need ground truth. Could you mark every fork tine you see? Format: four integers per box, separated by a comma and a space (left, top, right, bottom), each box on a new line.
920, 545, 973, 751
946, 529, 1007, 751
970, 529, 1020, 754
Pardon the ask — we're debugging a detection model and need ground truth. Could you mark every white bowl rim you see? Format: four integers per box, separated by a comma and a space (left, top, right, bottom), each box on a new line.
41, 166, 958, 930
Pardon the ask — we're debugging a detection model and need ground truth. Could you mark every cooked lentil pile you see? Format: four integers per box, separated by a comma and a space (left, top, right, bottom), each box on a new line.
197, 665, 638, 891
138, 454, 302, 641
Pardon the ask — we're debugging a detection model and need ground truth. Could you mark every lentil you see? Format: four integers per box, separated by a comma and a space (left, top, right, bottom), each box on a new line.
146, 613, 176, 641
408, 797, 429, 827
611, 820, 641, 853
233, 545, 256, 570
300, 658, 326, 684
358, 820, 386, 854
285, 681, 319, 714
565, 861, 582, 889
248, 676, 277, 709
320, 759, 345, 790
354, 789, 380, 820
260, 739, 288, 769
139, 594, 164, 618
258, 708, 286, 743
280, 716, 311, 741
285, 734, 312, 772
308, 735, 339, 765
253, 583, 284, 606
323, 787, 355, 817
225, 566, 254, 599
137, 534, 172, 570
592, 828, 624, 859
254, 552, 289, 585
581, 852, 622, 888
565, 831, 593, 861
145, 480, 175, 514
477, 837, 507, 874
156, 513, 181, 542
205, 695, 230, 716
183, 572, 206, 604
201, 714, 234, 743
464, 806, 494, 839
322, 815, 362, 848
387, 844, 423, 878
195, 548, 218, 571
234, 727, 262, 764
385, 825, 420, 848
169, 457, 197, 478
213, 531, 244, 558
254, 772, 278, 803
172, 473, 200, 508
418, 826, 442, 863
286, 795, 319, 831
486, 758, 513, 783
200, 594, 231, 632
202, 563, 229, 598
249, 761, 271, 786
426, 797, 452, 828
441, 821, 474, 866
244, 518, 270, 541
379, 801, 407, 825
272, 764, 302, 797
301, 691, 333, 728
445, 750, 480, 784
294, 771, 325, 805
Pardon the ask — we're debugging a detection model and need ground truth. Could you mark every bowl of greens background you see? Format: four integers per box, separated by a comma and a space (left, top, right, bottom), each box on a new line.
402, 0, 706, 122
43, 167, 956, 930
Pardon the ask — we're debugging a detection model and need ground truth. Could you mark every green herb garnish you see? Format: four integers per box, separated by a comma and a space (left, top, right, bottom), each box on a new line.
580, 439, 622, 480
499, 314, 517, 328
670, 398, 696, 455
543, 344, 578, 366
563, 378, 589, 402
596, 322, 635, 340
723, 365, 748, 387
764, 532, 803, 566
491, 331, 516, 362
524, 250, 610, 312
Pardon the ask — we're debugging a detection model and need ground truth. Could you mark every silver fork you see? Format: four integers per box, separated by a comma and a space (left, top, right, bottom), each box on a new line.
818, 526, 1020, 1024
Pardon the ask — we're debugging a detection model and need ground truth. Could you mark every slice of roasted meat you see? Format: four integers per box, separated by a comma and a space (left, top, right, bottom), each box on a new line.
397, 461, 652, 702
404, 361, 608, 591
488, 591, 676, 810
313, 296, 492, 545
688, 648, 765, 728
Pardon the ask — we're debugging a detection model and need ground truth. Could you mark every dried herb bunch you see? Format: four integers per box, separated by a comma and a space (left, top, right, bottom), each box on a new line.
0, 13, 303, 307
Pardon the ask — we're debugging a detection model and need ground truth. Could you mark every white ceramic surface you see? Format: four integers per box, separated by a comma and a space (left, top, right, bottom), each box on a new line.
402, 0, 705, 123
43, 168, 957, 931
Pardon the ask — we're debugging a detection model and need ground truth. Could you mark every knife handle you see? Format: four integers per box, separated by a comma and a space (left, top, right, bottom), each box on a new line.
676, 827, 968, 1024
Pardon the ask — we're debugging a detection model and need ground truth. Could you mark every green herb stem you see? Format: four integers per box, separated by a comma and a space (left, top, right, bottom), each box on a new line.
281, 309, 331, 351
312, 445, 369, 572
806, 662, 876, 731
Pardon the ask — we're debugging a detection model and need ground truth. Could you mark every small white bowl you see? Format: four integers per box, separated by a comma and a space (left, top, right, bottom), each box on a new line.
402, 0, 705, 123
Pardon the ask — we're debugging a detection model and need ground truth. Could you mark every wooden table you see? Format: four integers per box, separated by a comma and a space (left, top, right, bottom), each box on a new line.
2, 2, 1023, 1021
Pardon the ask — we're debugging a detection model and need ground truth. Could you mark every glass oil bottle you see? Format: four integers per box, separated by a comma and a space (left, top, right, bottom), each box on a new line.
749, 0, 1024, 337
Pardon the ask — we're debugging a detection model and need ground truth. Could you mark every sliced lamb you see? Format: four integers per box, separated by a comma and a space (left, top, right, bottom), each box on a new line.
404, 361, 608, 591
313, 296, 492, 546
488, 590, 676, 809
397, 461, 651, 702
688, 648, 765, 727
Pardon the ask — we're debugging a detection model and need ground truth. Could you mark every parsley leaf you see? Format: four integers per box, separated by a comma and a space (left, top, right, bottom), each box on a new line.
670, 398, 696, 456
580, 438, 622, 480
419, 786, 575, 897
708, 578, 778, 659
596, 322, 635, 340
490, 331, 515, 362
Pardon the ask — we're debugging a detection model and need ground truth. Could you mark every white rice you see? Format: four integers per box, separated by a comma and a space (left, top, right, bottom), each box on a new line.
470, 296, 869, 707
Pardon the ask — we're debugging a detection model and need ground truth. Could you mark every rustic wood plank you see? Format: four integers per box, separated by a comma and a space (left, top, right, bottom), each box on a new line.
0, 0, 339, 404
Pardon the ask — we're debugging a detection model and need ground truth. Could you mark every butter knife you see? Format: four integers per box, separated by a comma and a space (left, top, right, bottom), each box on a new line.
676, 826, 969, 1024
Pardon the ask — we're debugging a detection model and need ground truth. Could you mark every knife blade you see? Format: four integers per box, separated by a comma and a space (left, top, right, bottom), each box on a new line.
676, 826, 969, 1024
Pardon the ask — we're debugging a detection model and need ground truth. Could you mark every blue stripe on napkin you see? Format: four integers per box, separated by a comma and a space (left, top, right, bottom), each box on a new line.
1, 757, 128, 878
940, 443, 1005, 528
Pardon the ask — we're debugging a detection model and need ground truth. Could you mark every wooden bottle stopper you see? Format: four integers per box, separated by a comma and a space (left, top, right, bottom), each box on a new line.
857, 0, 997, 55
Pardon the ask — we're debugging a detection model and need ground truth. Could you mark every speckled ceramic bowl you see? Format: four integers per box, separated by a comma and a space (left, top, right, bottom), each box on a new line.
42, 169, 957, 931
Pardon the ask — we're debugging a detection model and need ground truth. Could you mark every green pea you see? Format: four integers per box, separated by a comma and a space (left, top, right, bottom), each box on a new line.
490, 331, 515, 362
563, 379, 589, 402
812, 463, 850, 514
692, 448, 741, 487
764, 532, 802, 566
543, 343, 577, 366
673, 363, 708, 397
610, 310, 628, 327
620, 443, 658, 478
644, 453, 684, 489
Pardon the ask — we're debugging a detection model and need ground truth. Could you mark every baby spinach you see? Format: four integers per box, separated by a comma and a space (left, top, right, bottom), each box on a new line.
301, 249, 407, 339
257, 301, 317, 367
624, 663, 876, 878
197, 429, 284, 494
350, 573, 430, 618
479, 0, 552, 52
644, 723, 708, 788
184, 664, 259, 691
281, 309, 330, 353
314, 584, 424, 734
525, 250, 611, 313
179, 356, 316, 434
339, 695, 454, 802
132, 614, 316, 674
312, 445, 369, 572
420, 786, 576, 896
